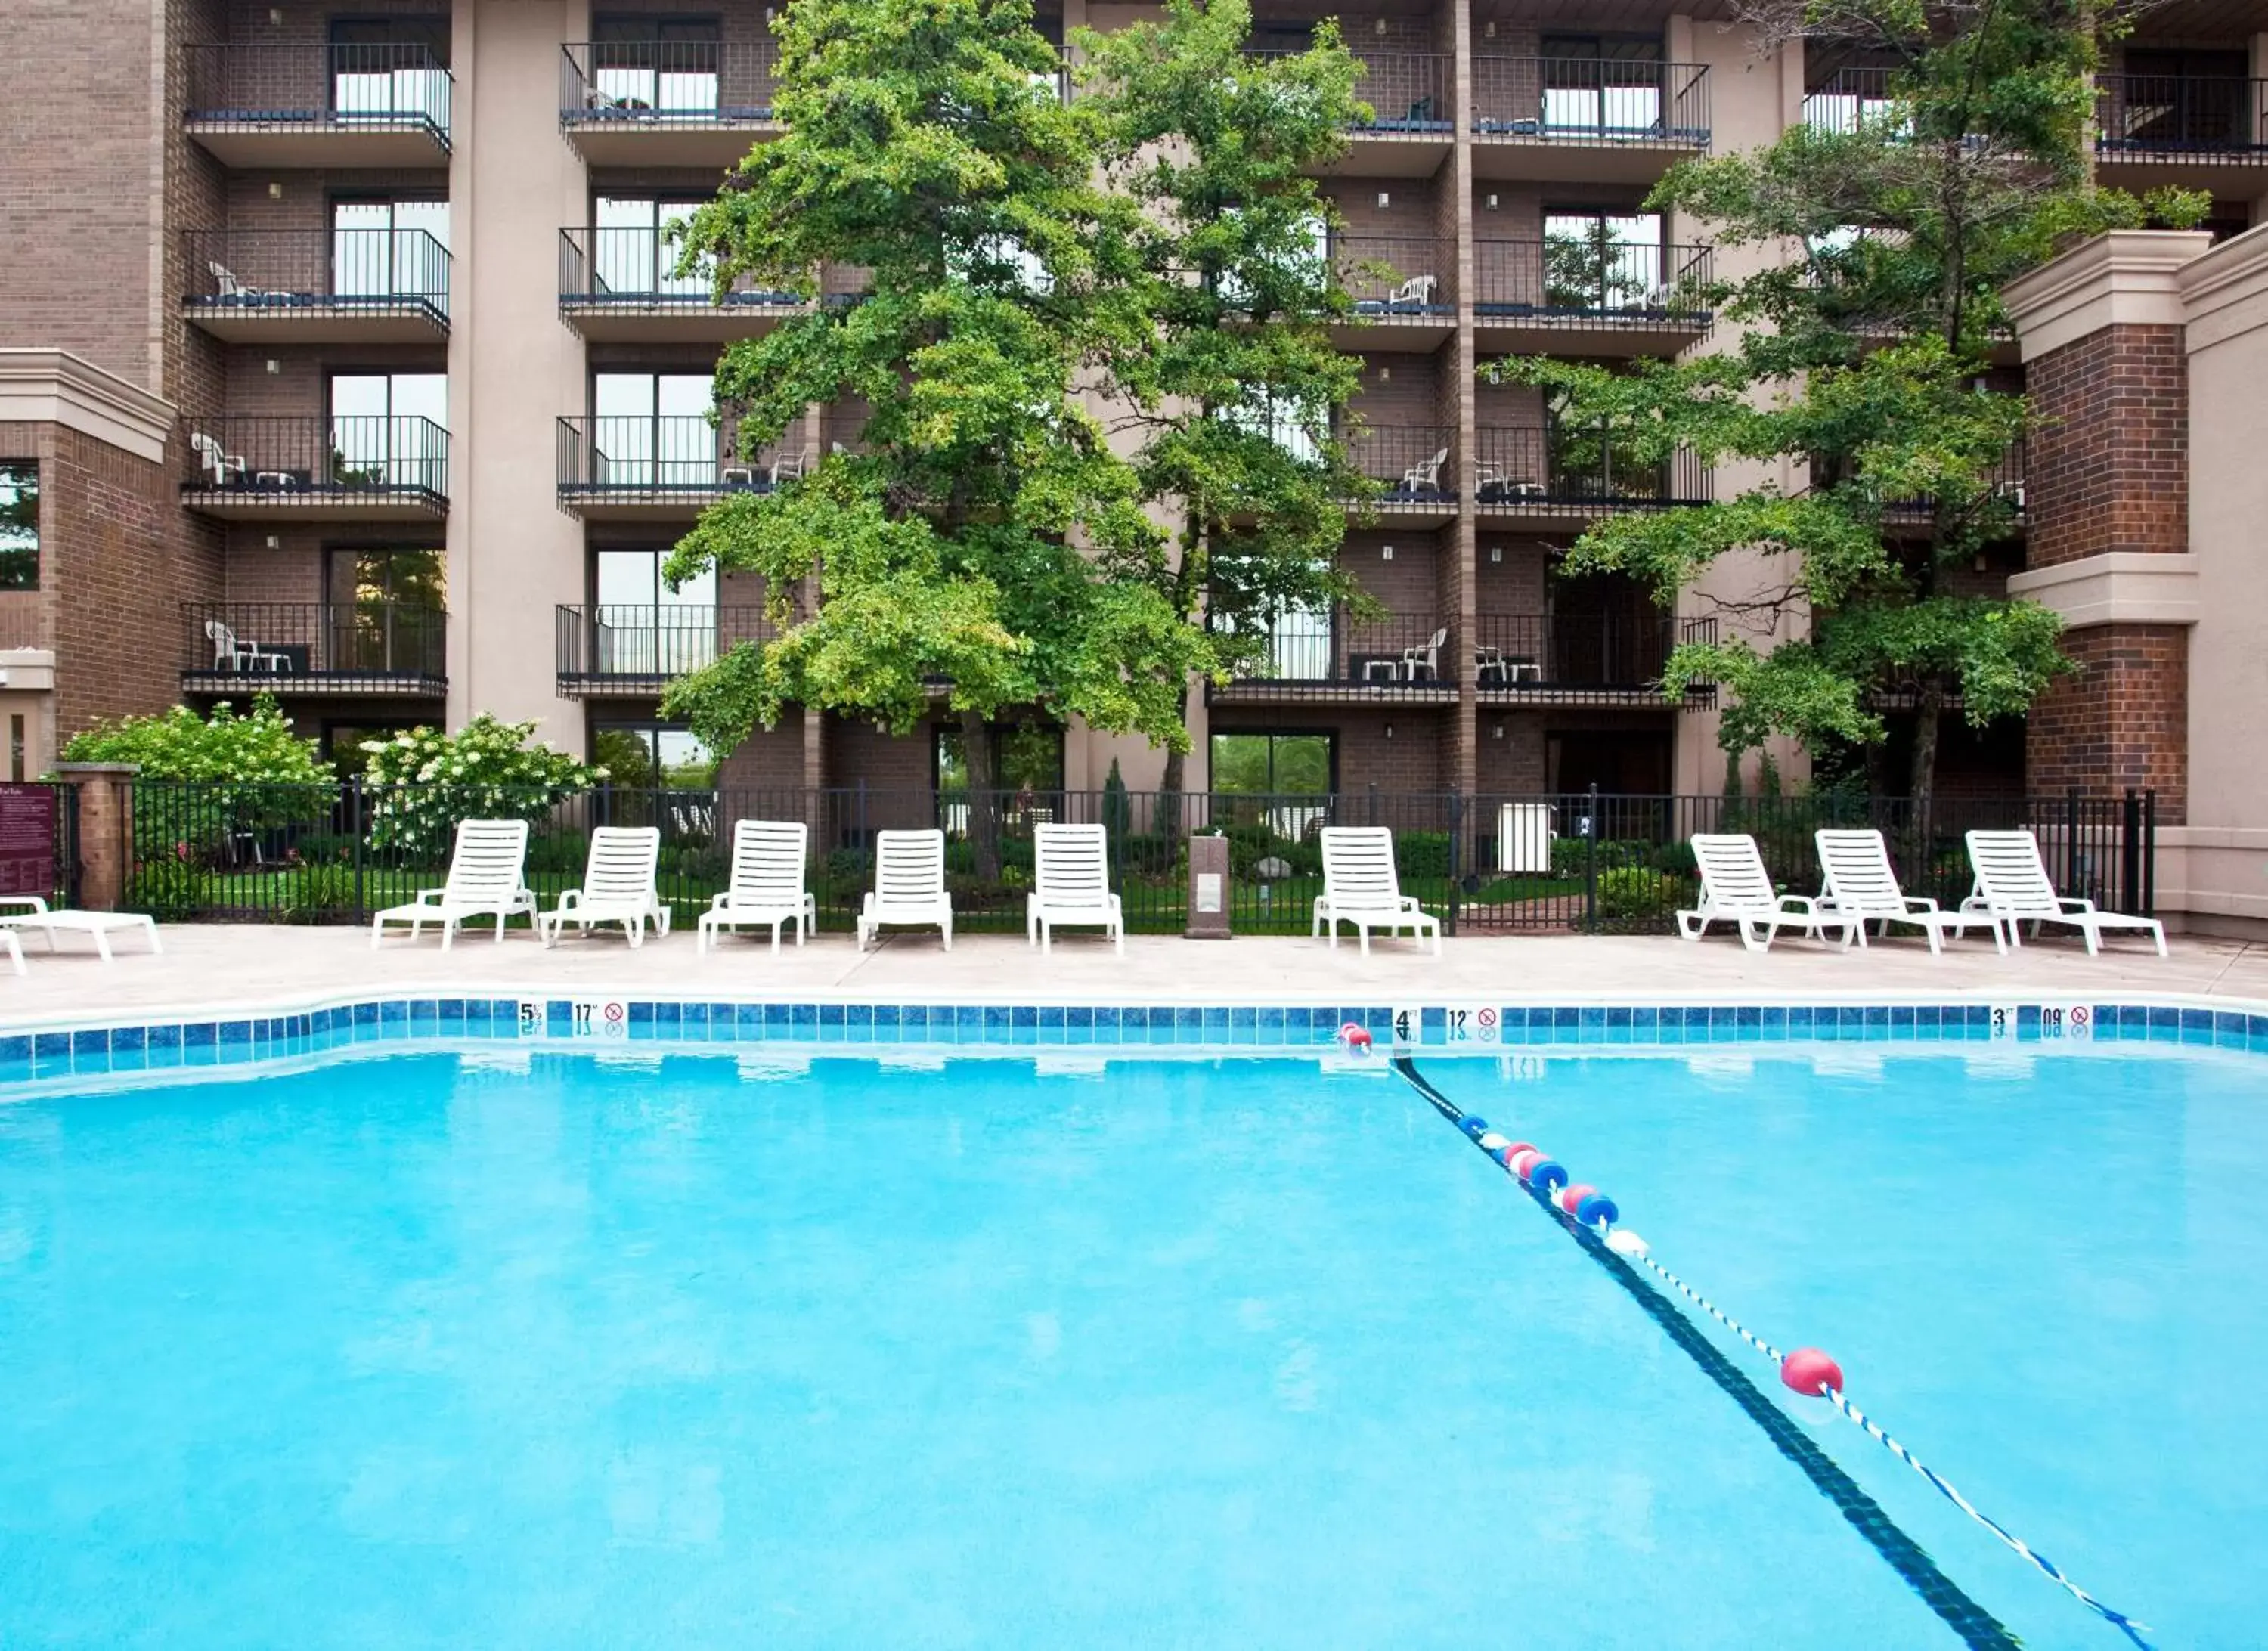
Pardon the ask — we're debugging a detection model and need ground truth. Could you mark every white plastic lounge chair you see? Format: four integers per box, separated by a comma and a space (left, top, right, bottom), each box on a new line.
1027, 822, 1123, 954
0, 928, 19, 975
369, 818, 535, 949
1314, 826, 1441, 956
0, 897, 162, 962
1814, 829, 1995, 954
698, 819, 815, 954
858, 829, 952, 951
1959, 829, 2167, 956
1677, 833, 1850, 952
538, 826, 669, 948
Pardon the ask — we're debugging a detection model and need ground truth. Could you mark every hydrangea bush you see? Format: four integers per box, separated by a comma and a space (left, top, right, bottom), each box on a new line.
361, 714, 604, 860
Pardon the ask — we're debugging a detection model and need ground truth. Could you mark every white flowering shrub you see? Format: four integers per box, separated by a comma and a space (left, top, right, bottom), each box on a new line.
361, 714, 605, 860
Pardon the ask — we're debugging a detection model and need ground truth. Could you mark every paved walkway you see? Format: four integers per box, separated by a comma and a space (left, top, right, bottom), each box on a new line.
4, 924, 2259, 1029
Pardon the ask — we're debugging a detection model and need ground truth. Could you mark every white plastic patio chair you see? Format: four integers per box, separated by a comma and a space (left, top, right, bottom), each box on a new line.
1314, 826, 1441, 956
370, 819, 535, 949
857, 829, 952, 951
1814, 829, 1996, 955
1959, 829, 2167, 956
1027, 823, 1123, 954
697, 819, 815, 955
538, 826, 669, 948
0, 897, 162, 962
1399, 446, 1448, 495
206, 260, 283, 305
204, 618, 289, 674
1677, 833, 1850, 952
1399, 627, 1448, 682
190, 432, 247, 486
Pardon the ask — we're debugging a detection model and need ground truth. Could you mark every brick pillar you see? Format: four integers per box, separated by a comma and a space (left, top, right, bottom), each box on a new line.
52, 761, 137, 912
2003, 231, 2212, 823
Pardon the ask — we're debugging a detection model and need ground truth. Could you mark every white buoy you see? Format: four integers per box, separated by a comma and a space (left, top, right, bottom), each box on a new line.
1476, 1132, 1511, 1153
1604, 1228, 1650, 1259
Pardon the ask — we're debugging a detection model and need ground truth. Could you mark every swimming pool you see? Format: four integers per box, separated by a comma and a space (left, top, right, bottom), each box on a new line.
1, 1040, 2259, 1648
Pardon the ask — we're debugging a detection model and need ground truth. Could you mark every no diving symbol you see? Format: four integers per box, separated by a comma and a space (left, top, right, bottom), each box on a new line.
1476, 1005, 1501, 1045
604, 1002, 626, 1025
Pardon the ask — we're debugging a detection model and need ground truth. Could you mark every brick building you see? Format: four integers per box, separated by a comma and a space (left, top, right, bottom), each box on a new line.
2, 0, 2265, 826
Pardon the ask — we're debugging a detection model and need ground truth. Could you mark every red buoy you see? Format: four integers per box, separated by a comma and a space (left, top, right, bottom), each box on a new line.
1558, 1182, 1597, 1215
1781, 1347, 1845, 1399
1340, 1023, 1372, 1050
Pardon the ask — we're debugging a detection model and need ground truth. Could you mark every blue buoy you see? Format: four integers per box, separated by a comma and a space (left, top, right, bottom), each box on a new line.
1576, 1193, 1620, 1227
1460, 1117, 1489, 1138
1526, 1158, 1568, 1194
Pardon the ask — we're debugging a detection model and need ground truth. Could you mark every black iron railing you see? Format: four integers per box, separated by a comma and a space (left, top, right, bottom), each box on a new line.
1331, 236, 1455, 315
113, 779, 2157, 936
2097, 74, 2268, 156
184, 42, 453, 145
1343, 426, 1456, 501
183, 229, 449, 321
559, 39, 780, 123
1823, 440, 2028, 522
1474, 427, 1712, 508
1253, 49, 1454, 131
557, 417, 801, 497
1470, 57, 1709, 143
1802, 67, 1907, 133
557, 226, 804, 310
1210, 609, 1451, 692
1468, 612, 1690, 691
556, 604, 779, 689
1473, 240, 1712, 323
182, 417, 450, 503
181, 602, 445, 689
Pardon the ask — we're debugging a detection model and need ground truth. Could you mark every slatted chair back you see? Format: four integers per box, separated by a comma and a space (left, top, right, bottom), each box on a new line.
1690, 833, 1777, 909
581, 826, 661, 905
1965, 831, 2062, 915
1815, 829, 1910, 917
727, 819, 807, 907
441, 819, 531, 906
1034, 824, 1111, 912
873, 830, 946, 904
1320, 827, 1405, 914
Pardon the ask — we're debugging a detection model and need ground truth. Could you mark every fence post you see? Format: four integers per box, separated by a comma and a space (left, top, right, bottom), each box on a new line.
1584, 782, 1600, 934
2143, 789, 2157, 917
1446, 791, 1463, 939
51, 763, 138, 912
2121, 788, 2141, 917
2065, 785, 2081, 897
351, 776, 365, 920
1367, 782, 1377, 829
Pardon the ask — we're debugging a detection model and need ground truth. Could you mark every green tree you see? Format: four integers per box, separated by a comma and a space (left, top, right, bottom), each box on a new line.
62, 695, 330, 785
361, 715, 604, 859
1486, 0, 2204, 806
1077, 0, 1377, 824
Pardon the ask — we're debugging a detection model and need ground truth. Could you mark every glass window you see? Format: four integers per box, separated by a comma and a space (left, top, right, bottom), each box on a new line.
934, 724, 1064, 794
1540, 36, 1663, 135
0, 462, 36, 591
1542, 209, 1664, 311
330, 17, 450, 123
593, 371, 715, 486
324, 550, 444, 676
332, 198, 449, 298
330, 373, 448, 491
593, 197, 710, 296
1210, 732, 1333, 796
593, 548, 716, 674
594, 723, 720, 789
590, 14, 721, 114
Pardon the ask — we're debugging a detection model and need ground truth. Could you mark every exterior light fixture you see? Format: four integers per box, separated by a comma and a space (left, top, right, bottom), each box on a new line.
1381, 544, 1394, 560
1377, 190, 1390, 209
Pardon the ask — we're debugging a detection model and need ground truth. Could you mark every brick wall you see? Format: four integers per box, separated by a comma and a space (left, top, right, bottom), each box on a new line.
1342, 528, 1440, 618
2025, 323, 2188, 569
1475, 710, 1546, 790
40, 427, 194, 733
1474, 534, 1551, 612
2025, 624, 2188, 821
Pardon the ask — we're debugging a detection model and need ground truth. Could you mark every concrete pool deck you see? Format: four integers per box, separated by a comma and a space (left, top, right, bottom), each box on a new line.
4, 924, 2264, 1026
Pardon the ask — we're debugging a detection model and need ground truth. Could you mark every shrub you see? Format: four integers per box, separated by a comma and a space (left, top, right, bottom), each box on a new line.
124, 844, 205, 922
1594, 866, 1690, 933
67, 696, 337, 860
1393, 831, 1452, 881
1548, 835, 1653, 881
1101, 758, 1132, 844
361, 715, 603, 860
278, 859, 359, 925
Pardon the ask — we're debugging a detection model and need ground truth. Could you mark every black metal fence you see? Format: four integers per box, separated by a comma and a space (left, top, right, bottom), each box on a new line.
116, 781, 2155, 938
1473, 239, 1713, 323
556, 417, 798, 499
558, 226, 807, 310
1343, 426, 1456, 501
183, 229, 450, 321
181, 603, 447, 692
1332, 236, 1455, 315
2096, 74, 2268, 157
183, 417, 450, 505
1256, 49, 1454, 132
1474, 426, 1712, 509
184, 42, 453, 144
556, 603, 779, 692
1469, 56, 1711, 143
559, 39, 781, 122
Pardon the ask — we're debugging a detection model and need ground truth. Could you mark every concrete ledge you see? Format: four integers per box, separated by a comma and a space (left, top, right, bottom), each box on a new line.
2178, 221, 2268, 355
2002, 230, 2214, 361
0, 648, 57, 692
0, 349, 176, 465
2151, 826, 2268, 922
2006, 552, 2200, 627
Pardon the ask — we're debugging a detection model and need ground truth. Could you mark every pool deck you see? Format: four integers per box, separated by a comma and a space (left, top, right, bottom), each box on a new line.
5, 924, 2264, 1026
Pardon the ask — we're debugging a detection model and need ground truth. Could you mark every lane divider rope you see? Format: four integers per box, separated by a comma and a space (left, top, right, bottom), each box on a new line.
1375, 1042, 2156, 1650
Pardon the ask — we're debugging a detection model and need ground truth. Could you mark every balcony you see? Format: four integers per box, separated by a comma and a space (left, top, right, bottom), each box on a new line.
182, 230, 448, 342
1340, 426, 1458, 522
181, 603, 446, 697
559, 40, 783, 165
1473, 427, 1711, 519
1254, 50, 1453, 176
183, 417, 449, 521
1469, 58, 1709, 183
1851, 441, 2027, 531
1208, 608, 1457, 705
556, 605, 779, 697
557, 417, 802, 519
183, 44, 451, 166
1473, 240, 1712, 355
558, 228, 810, 342
1328, 235, 1455, 350
1473, 612, 1715, 708
2096, 74, 2268, 187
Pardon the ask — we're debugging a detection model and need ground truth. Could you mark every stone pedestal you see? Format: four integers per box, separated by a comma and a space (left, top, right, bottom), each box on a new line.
52, 762, 137, 911
1185, 832, 1231, 939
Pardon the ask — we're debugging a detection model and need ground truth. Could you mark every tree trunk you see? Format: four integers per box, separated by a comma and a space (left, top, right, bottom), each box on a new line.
959, 706, 1002, 884
1157, 681, 1190, 843
1907, 680, 1945, 815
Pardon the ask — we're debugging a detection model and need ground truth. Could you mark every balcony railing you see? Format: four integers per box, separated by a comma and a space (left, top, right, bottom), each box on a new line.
184, 43, 452, 147
557, 227, 804, 311
1213, 608, 1450, 694
1253, 50, 1454, 132
557, 417, 801, 500
183, 417, 450, 505
1470, 612, 1696, 693
1473, 240, 1712, 324
1470, 57, 1709, 144
1342, 426, 1457, 503
183, 229, 449, 324
1802, 67, 1907, 134
1474, 427, 1712, 509
2097, 74, 2268, 159
559, 39, 780, 124
1845, 440, 2028, 523
556, 604, 779, 692
1331, 235, 1455, 316
181, 602, 446, 692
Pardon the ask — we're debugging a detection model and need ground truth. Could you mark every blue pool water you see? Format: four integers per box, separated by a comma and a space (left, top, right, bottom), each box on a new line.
1, 1045, 2261, 1649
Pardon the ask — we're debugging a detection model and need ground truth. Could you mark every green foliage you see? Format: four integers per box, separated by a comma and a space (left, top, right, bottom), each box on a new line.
361, 716, 604, 860
1101, 757, 1132, 842
1594, 865, 1690, 933
124, 845, 204, 922
1482, 0, 2177, 800
277, 857, 358, 925
64, 695, 330, 787
1392, 831, 1452, 881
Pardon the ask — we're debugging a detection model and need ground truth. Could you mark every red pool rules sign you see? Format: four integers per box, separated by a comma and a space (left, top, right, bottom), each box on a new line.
0, 785, 57, 898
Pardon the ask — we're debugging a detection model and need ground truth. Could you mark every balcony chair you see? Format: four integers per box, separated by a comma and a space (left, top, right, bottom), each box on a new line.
538, 826, 670, 949
1356, 274, 1439, 315
1677, 833, 1850, 952
1314, 826, 1441, 956
1475, 460, 1548, 503
206, 260, 291, 308
205, 618, 290, 674
190, 432, 249, 488
858, 829, 953, 951
1027, 823, 1123, 955
697, 819, 816, 956
1397, 627, 1448, 682
1397, 447, 1449, 497
1473, 640, 1541, 685
1958, 830, 2166, 957
370, 819, 537, 949
1814, 829, 1995, 955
